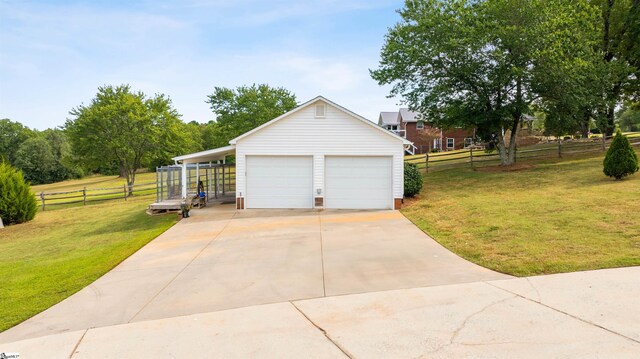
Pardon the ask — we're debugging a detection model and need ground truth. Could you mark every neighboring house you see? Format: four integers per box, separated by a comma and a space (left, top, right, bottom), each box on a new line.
378, 109, 474, 154
173, 96, 412, 210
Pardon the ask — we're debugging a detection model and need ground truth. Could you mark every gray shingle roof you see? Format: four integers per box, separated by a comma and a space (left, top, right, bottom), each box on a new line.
378, 111, 400, 125
399, 108, 421, 122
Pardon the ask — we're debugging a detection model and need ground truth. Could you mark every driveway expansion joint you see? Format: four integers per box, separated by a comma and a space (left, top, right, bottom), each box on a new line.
289, 301, 353, 359
68, 328, 88, 359
318, 215, 327, 298
485, 280, 640, 345
126, 215, 235, 323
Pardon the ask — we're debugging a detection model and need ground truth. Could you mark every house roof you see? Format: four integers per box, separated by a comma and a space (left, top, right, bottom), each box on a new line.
378, 112, 400, 126
399, 108, 421, 123
229, 96, 412, 145
172, 144, 236, 164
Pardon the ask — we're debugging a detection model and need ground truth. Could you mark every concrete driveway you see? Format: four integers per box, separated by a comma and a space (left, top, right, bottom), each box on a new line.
0, 204, 508, 344
2, 205, 640, 357
4, 267, 640, 358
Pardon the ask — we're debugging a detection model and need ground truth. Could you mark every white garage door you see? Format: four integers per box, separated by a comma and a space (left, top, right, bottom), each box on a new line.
325, 156, 392, 209
246, 156, 313, 209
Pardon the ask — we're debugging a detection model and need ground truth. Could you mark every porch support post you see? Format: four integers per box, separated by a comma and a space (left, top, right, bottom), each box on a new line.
181, 162, 187, 198
196, 163, 200, 194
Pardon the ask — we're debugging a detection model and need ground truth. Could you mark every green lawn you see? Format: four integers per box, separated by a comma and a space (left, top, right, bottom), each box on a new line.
31, 172, 157, 193
0, 191, 177, 332
402, 151, 640, 276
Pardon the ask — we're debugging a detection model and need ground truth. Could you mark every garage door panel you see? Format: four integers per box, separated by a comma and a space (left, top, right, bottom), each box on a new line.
246, 156, 312, 209
325, 156, 392, 209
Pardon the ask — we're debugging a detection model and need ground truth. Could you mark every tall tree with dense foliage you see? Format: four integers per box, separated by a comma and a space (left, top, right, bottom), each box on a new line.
66, 85, 185, 194
0, 162, 37, 225
617, 103, 640, 131
0, 119, 34, 164
14, 137, 57, 185
372, 0, 600, 165
594, 0, 640, 135
41, 128, 84, 180
205, 84, 297, 148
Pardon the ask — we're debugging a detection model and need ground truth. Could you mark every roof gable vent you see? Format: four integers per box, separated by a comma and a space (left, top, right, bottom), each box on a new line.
315, 103, 326, 118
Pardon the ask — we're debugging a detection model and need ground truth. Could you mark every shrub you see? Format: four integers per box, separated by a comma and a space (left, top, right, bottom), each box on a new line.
0, 162, 38, 225
603, 129, 639, 180
404, 162, 423, 197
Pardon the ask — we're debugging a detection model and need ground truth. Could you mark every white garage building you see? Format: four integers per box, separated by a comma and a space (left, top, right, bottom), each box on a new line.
172, 96, 411, 210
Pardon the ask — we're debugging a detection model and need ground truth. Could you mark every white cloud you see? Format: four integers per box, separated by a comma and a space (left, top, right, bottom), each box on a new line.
0, 0, 404, 129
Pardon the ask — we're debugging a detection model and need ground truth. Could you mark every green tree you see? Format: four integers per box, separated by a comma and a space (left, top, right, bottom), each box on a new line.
600, 0, 639, 132
0, 162, 37, 225
372, 0, 600, 166
617, 103, 640, 131
42, 128, 84, 181
603, 128, 639, 179
205, 84, 297, 148
66, 85, 184, 194
14, 137, 58, 184
0, 119, 34, 164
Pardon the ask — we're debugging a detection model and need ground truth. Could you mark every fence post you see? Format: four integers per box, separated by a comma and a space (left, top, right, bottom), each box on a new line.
83, 187, 87, 206
123, 184, 127, 201
558, 140, 562, 158
40, 192, 45, 211
470, 147, 474, 169
425, 152, 429, 174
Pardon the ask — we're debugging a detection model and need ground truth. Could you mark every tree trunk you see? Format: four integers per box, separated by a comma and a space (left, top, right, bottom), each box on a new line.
580, 108, 590, 139
606, 106, 615, 136
127, 170, 136, 197
497, 130, 509, 165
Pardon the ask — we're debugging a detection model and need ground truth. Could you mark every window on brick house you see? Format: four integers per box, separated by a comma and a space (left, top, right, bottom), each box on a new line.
447, 138, 455, 149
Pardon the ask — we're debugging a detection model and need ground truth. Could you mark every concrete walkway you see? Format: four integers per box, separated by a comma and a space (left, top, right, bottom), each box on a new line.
3, 267, 639, 358
0, 204, 507, 344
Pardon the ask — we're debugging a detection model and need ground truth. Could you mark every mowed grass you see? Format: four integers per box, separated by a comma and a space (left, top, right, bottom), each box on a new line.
0, 188, 177, 332
30, 172, 158, 207
402, 150, 640, 276
31, 172, 157, 193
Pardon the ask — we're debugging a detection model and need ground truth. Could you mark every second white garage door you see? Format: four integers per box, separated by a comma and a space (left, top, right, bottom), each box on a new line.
246, 156, 313, 209
325, 156, 393, 209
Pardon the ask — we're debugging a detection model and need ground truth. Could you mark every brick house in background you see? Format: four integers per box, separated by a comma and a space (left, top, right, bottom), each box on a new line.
378, 109, 474, 154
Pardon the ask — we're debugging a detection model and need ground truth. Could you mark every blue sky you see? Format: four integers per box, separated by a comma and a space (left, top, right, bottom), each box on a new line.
0, 0, 405, 130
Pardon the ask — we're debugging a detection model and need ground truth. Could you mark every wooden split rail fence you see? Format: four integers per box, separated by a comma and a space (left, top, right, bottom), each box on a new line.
405, 136, 640, 173
36, 181, 156, 211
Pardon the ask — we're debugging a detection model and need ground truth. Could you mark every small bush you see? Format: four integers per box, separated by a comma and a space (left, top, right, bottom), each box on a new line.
0, 162, 38, 225
404, 162, 423, 197
603, 129, 639, 180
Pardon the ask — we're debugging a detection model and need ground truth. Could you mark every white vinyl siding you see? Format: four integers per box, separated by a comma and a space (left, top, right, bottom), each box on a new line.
236, 100, 405, 206
245, 156, 313, 208
325, 156, 392, 209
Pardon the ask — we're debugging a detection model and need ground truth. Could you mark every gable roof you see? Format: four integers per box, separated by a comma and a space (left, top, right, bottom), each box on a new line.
229, 96, 412, 145
399, 108, 421, 123
378, 111, 400, 126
